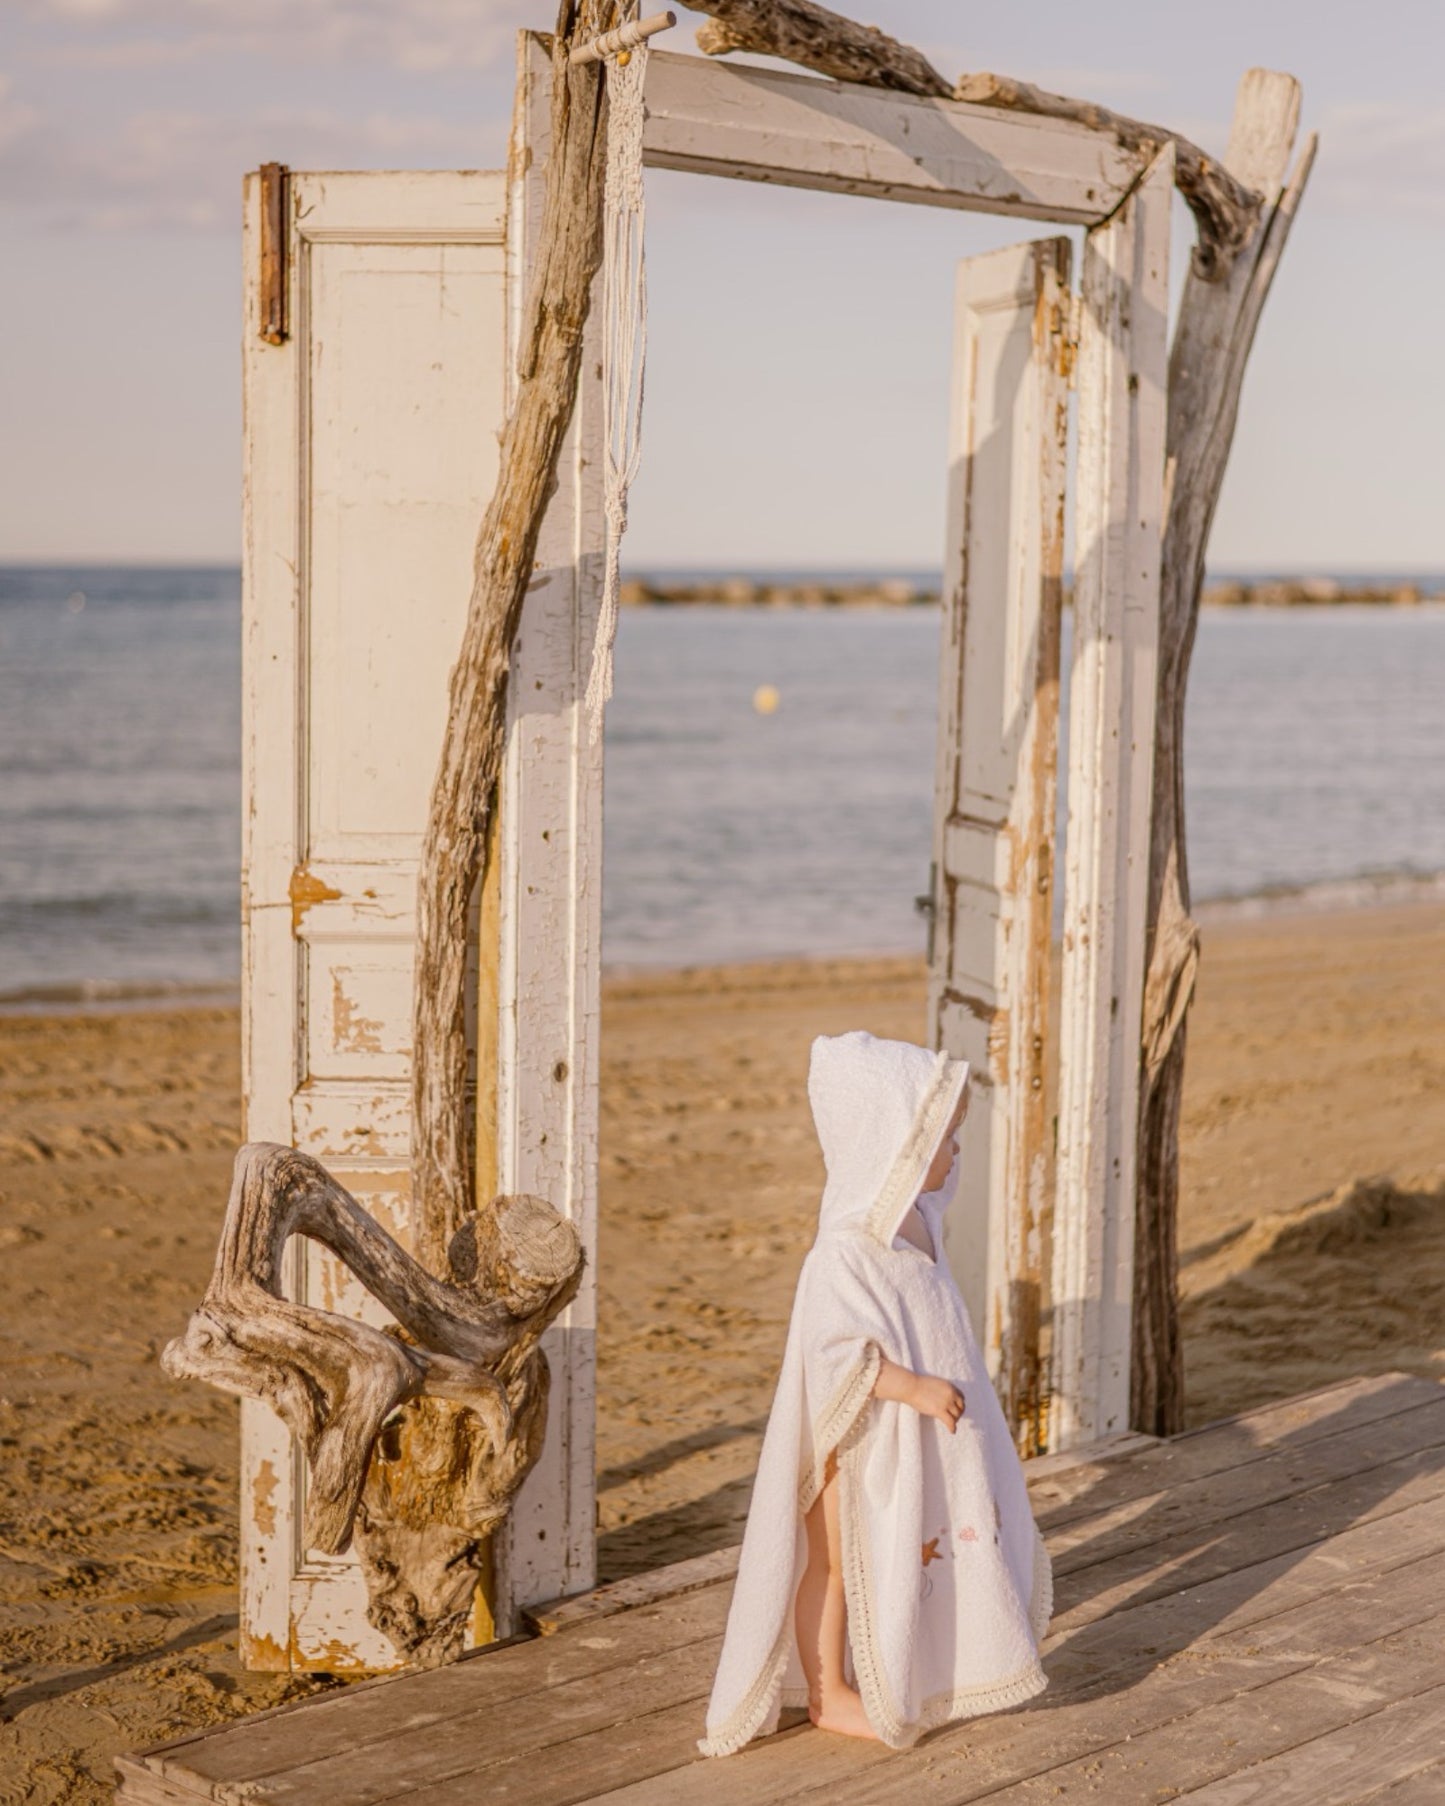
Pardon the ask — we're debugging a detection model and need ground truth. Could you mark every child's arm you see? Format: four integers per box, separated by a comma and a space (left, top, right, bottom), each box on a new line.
871, 1356, 966, 1434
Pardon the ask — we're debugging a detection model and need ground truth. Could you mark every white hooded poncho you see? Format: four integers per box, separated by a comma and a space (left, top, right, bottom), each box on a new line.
700, 1030, 1052, 1756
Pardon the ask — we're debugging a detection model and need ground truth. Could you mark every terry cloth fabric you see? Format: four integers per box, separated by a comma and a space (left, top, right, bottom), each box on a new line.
699, 1030, 1052, 1756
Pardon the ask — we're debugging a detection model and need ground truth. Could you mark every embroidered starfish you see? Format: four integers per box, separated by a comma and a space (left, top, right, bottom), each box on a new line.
957, 1526, 978, 1543
921, 1537, 943, 1567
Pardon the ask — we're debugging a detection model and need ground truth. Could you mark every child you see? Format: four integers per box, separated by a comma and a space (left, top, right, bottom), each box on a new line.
700, 1030, 1051, 1756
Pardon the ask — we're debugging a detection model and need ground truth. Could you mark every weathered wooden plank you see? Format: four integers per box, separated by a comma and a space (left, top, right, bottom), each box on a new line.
1356, 1767, 1445, 1804
927, 235, 1070, 1455
813, 1607, 1445, 1806
1173, 1679, 1445, 1806
1024, 1428, 1158, 1484
405, 1695, 717, 1805
1050, 142, 1173, 1447
118, 1466, 1445, 1806
1032, 1374, 1441, 1528
144, 1588, 729, 1790
1051, 1435, 1445, 1636
589, 1499, 1445, 1804
1049, 1390, 1445, 1576
968, 1608, 1445, 1804
254, 1636, 720, 1803
526, 1545, 740, 1635
638, 46, 1148, 223
112, 1760, 213, 1806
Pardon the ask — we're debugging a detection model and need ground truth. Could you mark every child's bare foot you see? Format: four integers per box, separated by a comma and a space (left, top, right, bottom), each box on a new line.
809, 1686, 879, 1741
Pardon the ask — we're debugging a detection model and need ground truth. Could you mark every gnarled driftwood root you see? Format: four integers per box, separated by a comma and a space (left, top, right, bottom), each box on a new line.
163, 1143, 583, 1664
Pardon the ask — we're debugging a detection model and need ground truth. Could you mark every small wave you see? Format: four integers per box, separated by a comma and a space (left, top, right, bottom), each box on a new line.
1195, 868, 1445, 923
0, 891, 237, 926
0, 977, 239, 1014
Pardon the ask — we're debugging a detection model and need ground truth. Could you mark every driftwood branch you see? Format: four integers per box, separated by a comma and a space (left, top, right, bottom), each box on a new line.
691, 0, 951, 95
410, 0, 612, 1273
164, 1143, 582, 1664
1131, 75, 1317, 1435
686, 0, 1258, 276
952, 74, 1257, 280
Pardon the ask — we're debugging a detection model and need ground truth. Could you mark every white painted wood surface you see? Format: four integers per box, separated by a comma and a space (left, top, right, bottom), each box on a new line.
240, 168, 508, 1669
640, 47, 1148, 223
1050, 144, 1175, 1449
927, 237, 1071, 1455
491, 34, 607, 1625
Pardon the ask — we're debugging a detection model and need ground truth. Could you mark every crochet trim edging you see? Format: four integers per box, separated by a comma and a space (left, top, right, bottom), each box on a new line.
862, 1052, 969, 1249
697, 1348, 883, 1758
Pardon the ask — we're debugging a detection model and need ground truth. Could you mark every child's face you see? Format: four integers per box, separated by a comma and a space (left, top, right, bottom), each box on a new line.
921, 1084, 970, 1193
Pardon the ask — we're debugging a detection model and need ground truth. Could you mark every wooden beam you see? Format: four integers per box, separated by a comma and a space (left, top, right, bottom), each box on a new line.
953, 73, 1259, 278
640, 47, 1147, 224
685, 0, 1260, 272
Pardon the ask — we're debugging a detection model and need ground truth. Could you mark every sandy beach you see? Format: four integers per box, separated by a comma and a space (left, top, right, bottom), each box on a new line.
3, 902, 1443, 1797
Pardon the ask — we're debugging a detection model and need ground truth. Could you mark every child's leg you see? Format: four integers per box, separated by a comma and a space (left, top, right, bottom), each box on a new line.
794, 1456, 877, 1740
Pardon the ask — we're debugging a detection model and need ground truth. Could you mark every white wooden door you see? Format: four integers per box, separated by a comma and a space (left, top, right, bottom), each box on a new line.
927, 237, 1072, 1456
240, 168, 508, 1670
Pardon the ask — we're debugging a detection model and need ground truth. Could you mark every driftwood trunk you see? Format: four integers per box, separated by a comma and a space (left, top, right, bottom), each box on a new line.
163, 1145, 582, 1664
1131, 76, 1317, 1434
410, 0, 612, 1272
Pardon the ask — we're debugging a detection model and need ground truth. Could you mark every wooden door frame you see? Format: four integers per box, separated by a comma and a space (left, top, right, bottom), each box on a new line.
497, 33, 1174, 1614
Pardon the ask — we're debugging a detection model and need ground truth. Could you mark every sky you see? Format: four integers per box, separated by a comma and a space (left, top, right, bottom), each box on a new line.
1, 0, 1441, 572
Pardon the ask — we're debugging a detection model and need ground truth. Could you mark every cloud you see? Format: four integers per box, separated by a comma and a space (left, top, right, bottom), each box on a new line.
1315, 101, 1445, 221
0, 96, 488, 230
19, 0, 541, 73
0, 75, 46, 153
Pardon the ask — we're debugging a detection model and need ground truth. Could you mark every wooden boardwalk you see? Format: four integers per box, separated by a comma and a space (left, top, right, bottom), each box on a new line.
116, 1372, 1445, 1805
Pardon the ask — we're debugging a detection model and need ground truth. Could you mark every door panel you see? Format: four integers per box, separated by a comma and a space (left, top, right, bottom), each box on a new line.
928, 236, 1072, 1455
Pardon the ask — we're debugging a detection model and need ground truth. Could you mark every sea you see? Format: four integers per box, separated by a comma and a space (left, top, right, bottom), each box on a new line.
3, 564, 1445, 1009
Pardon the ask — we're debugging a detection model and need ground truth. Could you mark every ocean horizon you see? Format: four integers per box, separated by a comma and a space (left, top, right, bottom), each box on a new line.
3, 563, 1445, 1008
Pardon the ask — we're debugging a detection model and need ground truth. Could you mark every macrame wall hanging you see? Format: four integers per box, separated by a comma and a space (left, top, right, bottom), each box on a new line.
573, 8, 675, 739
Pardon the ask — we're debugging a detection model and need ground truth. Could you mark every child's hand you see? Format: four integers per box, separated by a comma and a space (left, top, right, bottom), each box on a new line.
910, 1374, 966, 1433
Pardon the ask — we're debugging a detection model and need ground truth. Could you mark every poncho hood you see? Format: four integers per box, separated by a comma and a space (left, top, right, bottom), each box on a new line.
808, 1031, 970, 1250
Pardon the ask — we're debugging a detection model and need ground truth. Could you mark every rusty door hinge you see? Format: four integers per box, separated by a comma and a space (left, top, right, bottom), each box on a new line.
258, 162, 290, 346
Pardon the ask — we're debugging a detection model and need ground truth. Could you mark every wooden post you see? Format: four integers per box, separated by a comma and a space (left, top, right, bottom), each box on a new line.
488, 27, 608, 1625
1132, 75, 1315, 1434
1050, 144, 1174, 1449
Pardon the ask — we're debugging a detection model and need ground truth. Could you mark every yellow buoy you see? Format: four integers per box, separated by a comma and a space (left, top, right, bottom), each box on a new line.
753, 684, 780, 715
